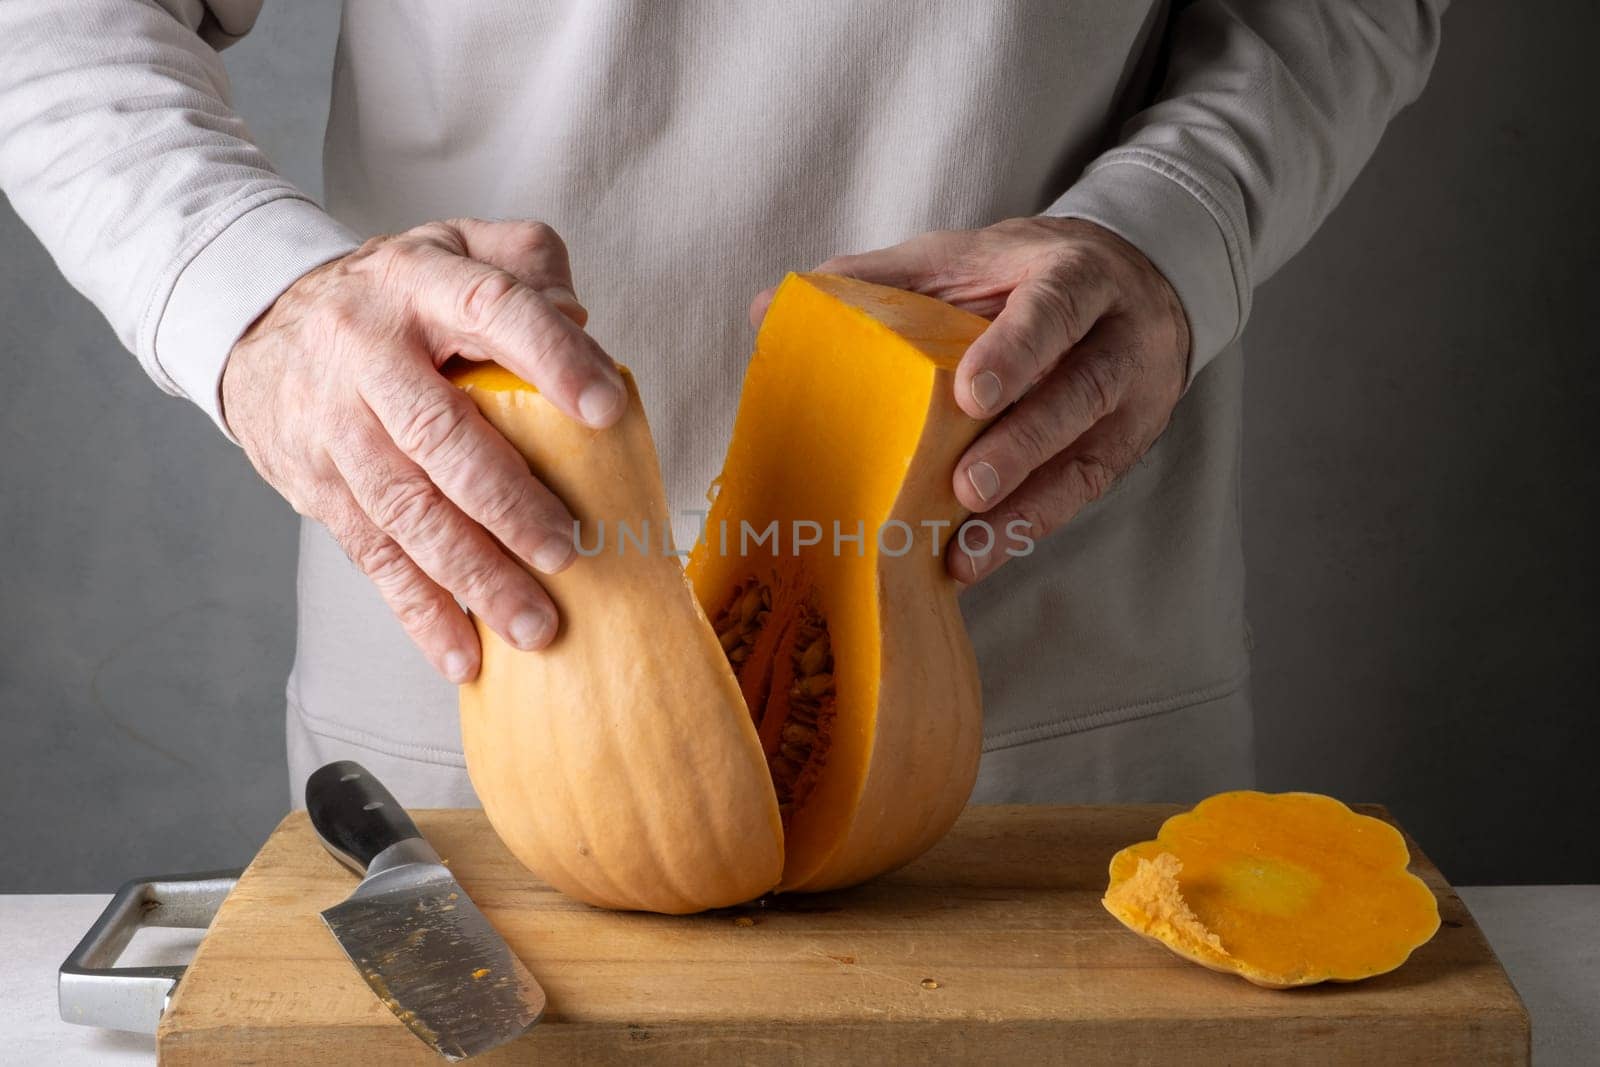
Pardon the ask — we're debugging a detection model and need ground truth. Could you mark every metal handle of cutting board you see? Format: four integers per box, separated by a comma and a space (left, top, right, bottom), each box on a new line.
59, 869, 242, 1034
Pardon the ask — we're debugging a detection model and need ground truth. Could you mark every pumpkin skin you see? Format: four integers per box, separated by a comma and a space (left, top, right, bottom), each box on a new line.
455, 364, 783, 914
1103, 791, 1442, 988
455, 273, 992, 911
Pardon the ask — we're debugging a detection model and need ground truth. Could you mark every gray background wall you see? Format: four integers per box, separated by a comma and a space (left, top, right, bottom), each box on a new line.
2, 2, 1595, 891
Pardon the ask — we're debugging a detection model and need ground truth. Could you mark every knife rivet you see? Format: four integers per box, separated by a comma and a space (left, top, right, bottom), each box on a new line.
920, 978, 940, 990
363, 801, 384, 811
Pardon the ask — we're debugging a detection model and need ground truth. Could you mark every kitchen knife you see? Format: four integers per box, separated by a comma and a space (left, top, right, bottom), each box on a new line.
306, 760, 545, 1061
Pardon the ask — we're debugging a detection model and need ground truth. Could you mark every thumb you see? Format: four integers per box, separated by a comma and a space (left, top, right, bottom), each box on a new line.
449, 217, 588, 327
814, 229, 966, 291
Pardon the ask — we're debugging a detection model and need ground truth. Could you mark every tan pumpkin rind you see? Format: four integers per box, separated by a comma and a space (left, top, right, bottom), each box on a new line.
1103, 790, 1442, 988
455, 364, 783, 914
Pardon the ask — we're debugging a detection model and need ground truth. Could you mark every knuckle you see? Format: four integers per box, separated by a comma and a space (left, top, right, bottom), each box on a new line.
287, 481, 335, 522
1031, 281, 1087, 349
394, 588, 449, 636
1005, 413, 1057, 470
458, 269, 521, 334
476, 477, 531, 532
350, 533, 409, 583
1007, 499, 1054, 542
367, 234, 417, 270
370, 474, 445, 538
409, 220, 465, 251
341, 533, 451, 635
352, 233, 398, 261
364, 238, 428, 294
1070, 358, 1121, 422
513, 220, 564, 258
517, 311, 586, 383
315, 298, 365, 341
1044, 247, 1100, 289
996, 319, 1052, 381
452, 554, 506, 602
395, 389, 474, 468
1066, 453, 1118, 503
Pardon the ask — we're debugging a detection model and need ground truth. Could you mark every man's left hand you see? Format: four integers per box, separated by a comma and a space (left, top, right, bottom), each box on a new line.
753, 217, 1190, 583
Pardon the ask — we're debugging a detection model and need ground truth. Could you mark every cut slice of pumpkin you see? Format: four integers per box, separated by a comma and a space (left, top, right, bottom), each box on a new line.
453, 272, 993, 912
454, 364, 782, 914
1103, 791, 1442, 988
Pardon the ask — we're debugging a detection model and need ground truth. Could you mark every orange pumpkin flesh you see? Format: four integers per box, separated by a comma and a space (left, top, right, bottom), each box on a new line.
687, 273, 992, 891
1104, 791, 1442, 988
454, 273, 991, 910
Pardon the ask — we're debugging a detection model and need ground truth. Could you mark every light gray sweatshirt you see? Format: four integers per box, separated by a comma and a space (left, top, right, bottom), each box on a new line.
0, 1, 1443, 806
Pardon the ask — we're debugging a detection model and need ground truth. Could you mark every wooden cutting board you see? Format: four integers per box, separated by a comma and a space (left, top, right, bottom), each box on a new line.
156, 805, 1529, 1065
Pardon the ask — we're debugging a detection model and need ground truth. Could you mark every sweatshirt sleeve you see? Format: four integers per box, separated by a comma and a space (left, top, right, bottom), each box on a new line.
0, 0, 360, 436
1047, 0, 1447, 383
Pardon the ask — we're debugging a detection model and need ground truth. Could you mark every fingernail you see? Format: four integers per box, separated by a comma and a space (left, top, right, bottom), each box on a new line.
577, 380, 623, 427
957, 522, 994, 581
443, 649, 474, 683
966, 461, 1000, 504
532, 537, 574, 575
510, 610, 553, 650
962, 528, 993, 558
970, 370, 1004, 414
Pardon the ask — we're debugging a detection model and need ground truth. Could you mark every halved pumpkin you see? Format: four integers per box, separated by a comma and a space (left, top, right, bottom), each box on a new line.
454, 273, 992, 912
1103, 791, 1442, 988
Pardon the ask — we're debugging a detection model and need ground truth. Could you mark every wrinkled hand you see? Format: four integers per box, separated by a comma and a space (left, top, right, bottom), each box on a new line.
756, 217, 1190, 583
223, 218, 625, 682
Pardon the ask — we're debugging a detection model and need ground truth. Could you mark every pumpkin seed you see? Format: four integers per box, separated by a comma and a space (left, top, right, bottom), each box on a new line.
739, 585, 764, 622
800, 637, 828, 675
782, 722, 816, 745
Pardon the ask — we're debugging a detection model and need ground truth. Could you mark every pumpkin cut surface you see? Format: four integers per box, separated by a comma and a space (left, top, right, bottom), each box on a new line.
454, 272, 993, 912
1103, 791, 1442, 988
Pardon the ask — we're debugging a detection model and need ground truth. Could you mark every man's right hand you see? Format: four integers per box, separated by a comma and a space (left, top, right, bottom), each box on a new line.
221, 218, 623, 684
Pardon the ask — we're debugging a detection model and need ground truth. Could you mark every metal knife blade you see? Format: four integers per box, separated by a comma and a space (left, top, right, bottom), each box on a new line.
307, 761, 545, 1061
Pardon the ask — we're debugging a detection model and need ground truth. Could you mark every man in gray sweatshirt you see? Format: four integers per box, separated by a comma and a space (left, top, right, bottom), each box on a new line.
0, 2, 1444, 805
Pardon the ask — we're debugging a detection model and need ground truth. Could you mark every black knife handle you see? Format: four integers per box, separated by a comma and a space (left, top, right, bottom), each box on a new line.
305, 760, 424, 875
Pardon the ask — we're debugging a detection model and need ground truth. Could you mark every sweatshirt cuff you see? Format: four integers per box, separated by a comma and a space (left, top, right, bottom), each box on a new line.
1045, 154, 1248, 385
152, 196, 360, 440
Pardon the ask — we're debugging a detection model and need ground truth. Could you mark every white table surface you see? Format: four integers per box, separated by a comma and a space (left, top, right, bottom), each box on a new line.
3, 887, 1595, 1065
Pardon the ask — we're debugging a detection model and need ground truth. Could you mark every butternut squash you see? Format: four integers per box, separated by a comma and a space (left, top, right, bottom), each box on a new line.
454, 273, 992, 912
1103, 791, 1441, 988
